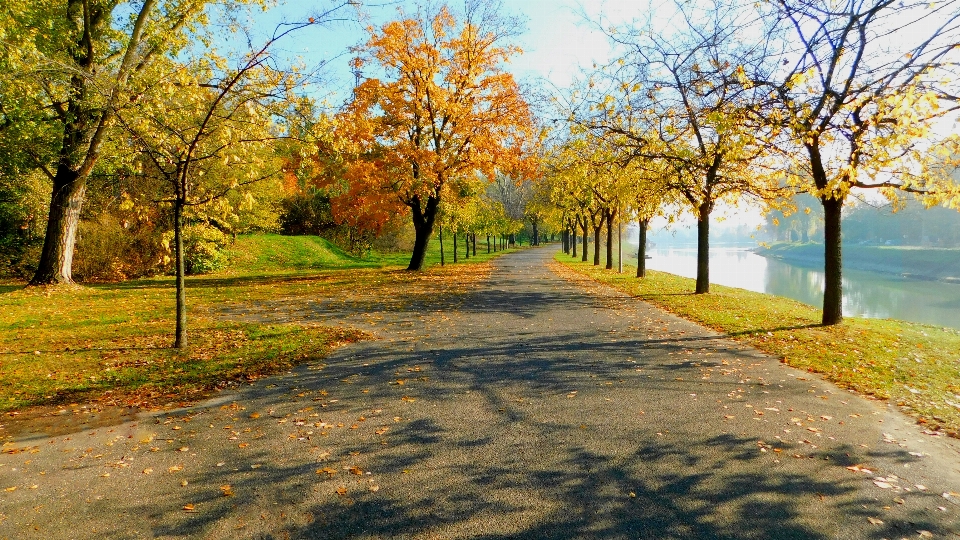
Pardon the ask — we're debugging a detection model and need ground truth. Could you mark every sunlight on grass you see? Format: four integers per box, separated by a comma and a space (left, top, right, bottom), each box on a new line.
0, 235, 513, 416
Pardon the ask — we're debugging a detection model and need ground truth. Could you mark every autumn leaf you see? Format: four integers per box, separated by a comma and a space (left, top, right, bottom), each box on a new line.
183, 503, 196, 512
347, 466, 363, 475
336, 486, 347, 496
220, 484, 234, 497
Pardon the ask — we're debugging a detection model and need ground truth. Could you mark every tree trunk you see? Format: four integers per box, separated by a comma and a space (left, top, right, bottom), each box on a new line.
822, 196, 844, 325
174, 197, 187, 349
593, 224, 602, 266
617, 217, 622, 274
472, 233, 476, 256
533, 221, 539, 246
31, 168, 86, 284
439, 223, 444, 266
571, 226, 578, 259
581, 218, 589, 262
453, 232, 458, 263
605, 209, 615, 270
407, 195, 439, 271
487, 234, 491, 253
695, 201, 712, 294
637, 218, 648, 278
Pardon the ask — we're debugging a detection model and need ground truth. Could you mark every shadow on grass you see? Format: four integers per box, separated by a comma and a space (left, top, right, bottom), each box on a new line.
0, 282, 26, 294
725, 323, 823, 337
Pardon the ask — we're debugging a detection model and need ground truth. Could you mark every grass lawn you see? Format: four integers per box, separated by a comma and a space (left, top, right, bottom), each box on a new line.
556, 251, 960, 437
0, 234, 515, 421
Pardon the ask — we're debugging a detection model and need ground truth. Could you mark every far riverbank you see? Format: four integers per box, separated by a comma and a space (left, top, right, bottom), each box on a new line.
755, 242, 960, 283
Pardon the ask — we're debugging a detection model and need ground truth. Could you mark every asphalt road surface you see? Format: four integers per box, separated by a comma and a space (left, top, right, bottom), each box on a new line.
2, 247, 959, 539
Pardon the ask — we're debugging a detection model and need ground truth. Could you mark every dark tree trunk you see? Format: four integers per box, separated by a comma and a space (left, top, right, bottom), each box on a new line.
31, 167, 86, 284
174, 196, 186, 349
487, 234, 491, 253
822, 196, 844, 325
695, 201, 711, 294
571, 225, 578, 259
407, 195, 439, 271
593, 224, 602, 266
605, 209, 616, 270
533, 221, 539, 246
439, 223, 444, 266
472, 233, 476, 256
562, 230, 569, 253
637, 218, 648, 278
581, 218, 589, 262
453, 232, 458, 263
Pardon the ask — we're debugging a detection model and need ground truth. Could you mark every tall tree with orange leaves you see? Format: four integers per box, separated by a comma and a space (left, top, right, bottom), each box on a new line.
340, 1, 535, 270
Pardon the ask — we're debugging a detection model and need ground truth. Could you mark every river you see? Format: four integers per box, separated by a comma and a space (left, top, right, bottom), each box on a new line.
639, 245, 960, 330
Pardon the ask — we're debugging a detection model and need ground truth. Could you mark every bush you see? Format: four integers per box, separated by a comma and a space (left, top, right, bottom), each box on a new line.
183, 224, 229, 275
74, 213, 168, 282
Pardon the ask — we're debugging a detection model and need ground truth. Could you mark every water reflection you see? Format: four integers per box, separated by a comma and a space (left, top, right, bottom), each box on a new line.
644, 246, 960, 329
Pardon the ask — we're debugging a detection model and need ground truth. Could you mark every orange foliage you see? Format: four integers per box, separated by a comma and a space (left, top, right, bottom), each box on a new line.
336, 3, 536, 230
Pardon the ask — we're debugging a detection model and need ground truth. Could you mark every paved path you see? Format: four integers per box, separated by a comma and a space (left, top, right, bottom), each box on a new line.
2, 247, 960, 539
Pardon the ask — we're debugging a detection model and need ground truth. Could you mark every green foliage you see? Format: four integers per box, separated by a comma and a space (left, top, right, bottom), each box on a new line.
181, 224, 229, 275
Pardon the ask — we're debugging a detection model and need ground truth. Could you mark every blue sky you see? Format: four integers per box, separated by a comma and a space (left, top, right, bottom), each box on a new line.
235, 0, 641, 104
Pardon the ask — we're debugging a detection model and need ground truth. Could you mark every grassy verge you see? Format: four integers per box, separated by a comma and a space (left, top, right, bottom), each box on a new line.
555, 252, 960, 436
0, 235, 515, 418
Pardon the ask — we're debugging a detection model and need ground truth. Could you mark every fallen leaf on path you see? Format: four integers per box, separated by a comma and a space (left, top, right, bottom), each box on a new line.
317, 467, 337, 476
238, 443, 249, 448
867, 517, 883, 525
168, 465, 183, 473
336, 486, 347, 496
368, 485, 380, 492
142, 468, 153, 475
874, 481, 893, 489
348, 466, 363, 475
182, 504, 196, 512
220, 485, 234, 497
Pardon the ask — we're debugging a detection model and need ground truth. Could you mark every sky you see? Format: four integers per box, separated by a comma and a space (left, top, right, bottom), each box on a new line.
236, 0, 765, 230
242, 0, 641, 103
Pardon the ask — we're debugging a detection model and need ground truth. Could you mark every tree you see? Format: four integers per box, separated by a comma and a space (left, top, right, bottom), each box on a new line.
9, 0, 252, 285
116, 23, 311, 348
340, 1, 535, 270
582, 0, 784, 293
761, 0, 960, 324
